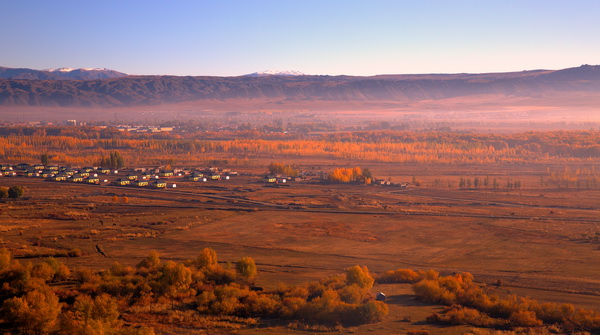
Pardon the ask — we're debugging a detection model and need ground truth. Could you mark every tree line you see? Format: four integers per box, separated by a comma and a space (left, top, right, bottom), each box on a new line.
1, 128, 599, 168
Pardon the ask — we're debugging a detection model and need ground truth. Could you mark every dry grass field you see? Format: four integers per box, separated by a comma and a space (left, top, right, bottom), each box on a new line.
1, 160, 599, 334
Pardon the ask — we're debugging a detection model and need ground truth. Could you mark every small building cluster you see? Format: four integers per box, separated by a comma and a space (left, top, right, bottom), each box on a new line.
261, 175, 297, 185
185, 167, 235, 183
1, 163, 109, 184
0, 163, 240, 189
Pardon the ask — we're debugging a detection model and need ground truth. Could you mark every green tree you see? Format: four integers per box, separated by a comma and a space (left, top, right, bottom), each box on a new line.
8, 185, 25, 199
362, 168, 373, 180
236, 257, 257, 281
268, 162, 299, 177
99, 151, 125, 170
41, 153, 50, 166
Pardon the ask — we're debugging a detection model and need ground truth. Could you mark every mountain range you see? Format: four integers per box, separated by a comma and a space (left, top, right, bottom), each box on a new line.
0, 65, 599, 108
0, 67, 128, 81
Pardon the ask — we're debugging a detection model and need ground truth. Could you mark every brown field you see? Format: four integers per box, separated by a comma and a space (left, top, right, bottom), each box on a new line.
2, 158, 599, 334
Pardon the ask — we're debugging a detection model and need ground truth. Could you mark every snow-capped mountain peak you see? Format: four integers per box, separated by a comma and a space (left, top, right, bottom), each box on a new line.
0, 66, 129, 80
45, 67, 112, 73
244, 70, 306, 77
46, 67, 76, 72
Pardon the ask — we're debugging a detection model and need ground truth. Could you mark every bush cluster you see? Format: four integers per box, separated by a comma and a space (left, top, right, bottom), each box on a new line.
92, 251, 387, 327
378, 268, 600, 332
0, 185, 25, 199
0, 248, 389, 333
0, 249, 152, 334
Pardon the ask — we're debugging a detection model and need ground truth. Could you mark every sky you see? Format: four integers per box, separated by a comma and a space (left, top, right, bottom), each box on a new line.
1, 0, 599, 76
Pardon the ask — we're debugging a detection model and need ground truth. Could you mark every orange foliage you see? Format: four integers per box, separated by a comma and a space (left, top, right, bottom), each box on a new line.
1, 128, 599, 168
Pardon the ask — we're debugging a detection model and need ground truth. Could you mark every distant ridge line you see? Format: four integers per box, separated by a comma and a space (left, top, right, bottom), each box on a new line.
0, 64, 599, 107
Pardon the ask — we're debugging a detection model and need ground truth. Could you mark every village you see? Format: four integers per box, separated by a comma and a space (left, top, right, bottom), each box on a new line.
0, 162, 409, 190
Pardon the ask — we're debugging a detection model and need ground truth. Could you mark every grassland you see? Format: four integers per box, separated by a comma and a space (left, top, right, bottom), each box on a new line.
1, 155, 599, 334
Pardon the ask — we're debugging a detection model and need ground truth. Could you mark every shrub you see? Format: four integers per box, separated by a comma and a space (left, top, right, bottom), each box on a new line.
338, 284, 366, 304
207, 285, 246, 315
204, 266, 237, 285
532, 302, 574, 324
235, 257, 257, 281
154, 261, 193, 296
109, 261, 133, 277
357, 300, 388, 324
413, 279, 455, 305
136, 250, 161, 270
378, 268, 421, 283
280, 296, 307, 318
417, 270, 440, 280
509, 310, 543, 327
45, 258, 68, 275
297, 289, 345, 324
346, 265, 374, 289
31, 262, 56, 281
67, 248, 81, 257
8, 185, 25, 198
0, 248, 12, 270
486, 295, 519, 319
195, 247, 218, 269
196, 290, 217, 313
242, 291, 281, 317
444, 305, 503, 327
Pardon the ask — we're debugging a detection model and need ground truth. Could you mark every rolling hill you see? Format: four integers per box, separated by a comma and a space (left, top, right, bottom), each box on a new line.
0, 65, 599, 108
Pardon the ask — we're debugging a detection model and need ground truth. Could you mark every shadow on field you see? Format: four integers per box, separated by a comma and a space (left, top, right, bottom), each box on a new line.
384, 294, 425, 307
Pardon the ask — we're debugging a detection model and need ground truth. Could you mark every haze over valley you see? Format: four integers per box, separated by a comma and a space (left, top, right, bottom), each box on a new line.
1, 65, 599, 131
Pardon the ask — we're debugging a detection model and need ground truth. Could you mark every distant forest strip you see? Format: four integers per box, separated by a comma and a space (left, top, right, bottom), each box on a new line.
0, 127, 599, 166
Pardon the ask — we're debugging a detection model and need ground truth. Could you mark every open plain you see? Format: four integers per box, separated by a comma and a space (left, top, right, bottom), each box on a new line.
2, 162, 599, 333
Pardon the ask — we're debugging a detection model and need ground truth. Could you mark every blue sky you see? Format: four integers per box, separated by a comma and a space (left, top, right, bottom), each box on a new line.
1, 0, 599, 76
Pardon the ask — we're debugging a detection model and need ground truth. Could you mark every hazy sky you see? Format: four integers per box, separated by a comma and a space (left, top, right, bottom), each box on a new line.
2, 0, 599, 76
